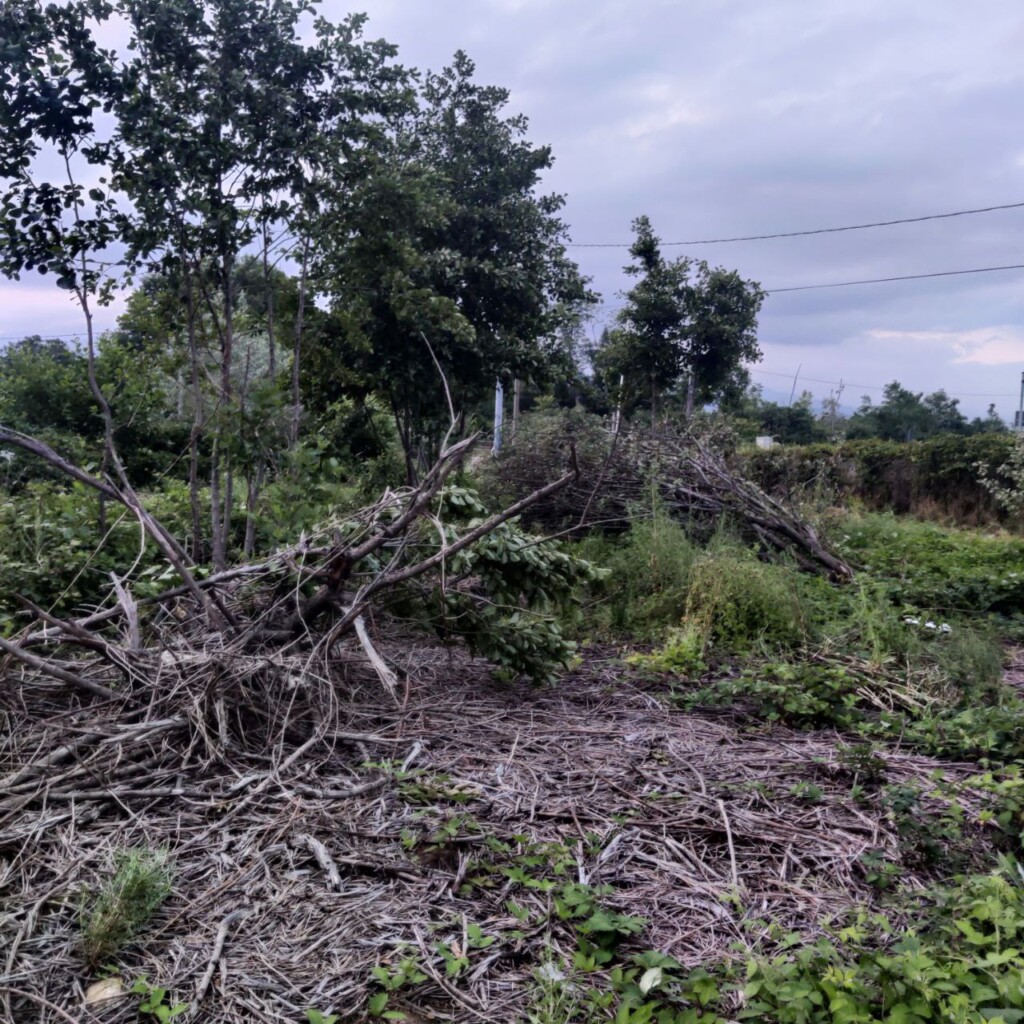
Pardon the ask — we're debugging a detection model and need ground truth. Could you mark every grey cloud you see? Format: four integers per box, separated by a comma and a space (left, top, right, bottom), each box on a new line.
5, 0, 1024, 416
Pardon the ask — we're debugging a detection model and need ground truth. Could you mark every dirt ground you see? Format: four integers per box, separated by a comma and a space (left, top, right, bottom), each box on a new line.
0, 641, 991, 1023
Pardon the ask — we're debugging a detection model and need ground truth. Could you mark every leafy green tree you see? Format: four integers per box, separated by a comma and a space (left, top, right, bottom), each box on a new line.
720, 385, 826, 445
847, 382, 978, 441
968, 403, 1007, 435
599, 216, 764, 422
0, 336, 95, 436
314, 51, 592, 476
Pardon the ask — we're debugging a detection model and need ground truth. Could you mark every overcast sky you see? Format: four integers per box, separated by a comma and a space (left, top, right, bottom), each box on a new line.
4, 0, 1024, 416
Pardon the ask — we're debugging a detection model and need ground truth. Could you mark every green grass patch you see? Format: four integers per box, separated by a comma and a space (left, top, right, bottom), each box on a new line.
81, 848, 172, 965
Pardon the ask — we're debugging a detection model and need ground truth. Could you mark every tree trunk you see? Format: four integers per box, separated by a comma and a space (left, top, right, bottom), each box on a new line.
186, 280, 204, 562
210, 443, 226, 572
685, 371, 696, 420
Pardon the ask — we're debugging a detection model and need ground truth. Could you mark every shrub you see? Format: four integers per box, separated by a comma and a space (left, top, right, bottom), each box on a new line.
81, 849, 172, 965
570, 508, 698, 639
741, 434, 1017, 525
684, 549, 808, 652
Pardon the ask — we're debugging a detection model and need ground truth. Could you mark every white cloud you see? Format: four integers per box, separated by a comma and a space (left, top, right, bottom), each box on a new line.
865, 326, 1024, 365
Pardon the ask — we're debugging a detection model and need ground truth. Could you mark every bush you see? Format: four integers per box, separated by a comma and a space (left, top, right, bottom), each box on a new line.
570, 509, 698, 639
684, 549, 809, 652
0, 481, 196, 623
740, 434, 1018, 525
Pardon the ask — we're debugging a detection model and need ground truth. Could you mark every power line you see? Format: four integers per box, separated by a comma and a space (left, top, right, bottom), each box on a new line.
0, 331, 98, 342
567, 199, 1024, 247
770, 262, 1024, 293
4, 260, 1024, 343
750, 367, 1018, 399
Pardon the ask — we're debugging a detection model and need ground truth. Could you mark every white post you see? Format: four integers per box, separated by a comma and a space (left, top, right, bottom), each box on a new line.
492, 379, 504, 454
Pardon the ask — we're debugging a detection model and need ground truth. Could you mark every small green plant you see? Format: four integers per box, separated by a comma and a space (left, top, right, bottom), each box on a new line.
367, 953, 428, 1019
627, 624, 707, 677
305, 1012, 339, 1024
739, 858, 1024, 1023
789, 781, 824, 804
81, 849, 172, 965
683, 660, 862, 729
835, 743, 888, 787
554, 882, 647, 970
882, 782, 966, 869
857, 848, 904, 890
131, 977, 186, 1022
526, 959, 588, 1024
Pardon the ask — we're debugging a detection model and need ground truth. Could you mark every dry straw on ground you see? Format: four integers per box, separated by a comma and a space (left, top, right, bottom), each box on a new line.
1, 626, 989, 1024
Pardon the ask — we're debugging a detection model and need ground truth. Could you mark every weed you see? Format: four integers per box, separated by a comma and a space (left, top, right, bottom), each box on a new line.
684, 548, 809, 653
684, 660, 862, 729
368, 953, 428, 1018
554, 882, 647, 970
789, 782, 824, 804
526, 959, 588, 1024
571, 508, 698, 639
835, 742, 888, 787
131, 977, 186, 1022
81, 849, 171, 965
627, 623, 707, 677
737, 858, 1024, 1023
881, 782, 966, 869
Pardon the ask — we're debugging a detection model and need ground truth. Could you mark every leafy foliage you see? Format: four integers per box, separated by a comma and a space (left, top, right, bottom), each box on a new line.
436, 486, 608, 681
595, 215, 764, 418
738, 860, 1024, 1024
742, 434, 1018, 524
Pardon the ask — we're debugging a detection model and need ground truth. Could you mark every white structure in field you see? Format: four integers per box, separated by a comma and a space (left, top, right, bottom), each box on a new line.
755, 436, 775, 450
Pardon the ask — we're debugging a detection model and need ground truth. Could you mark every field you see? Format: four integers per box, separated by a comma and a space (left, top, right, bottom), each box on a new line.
4, 492, 1024, 1024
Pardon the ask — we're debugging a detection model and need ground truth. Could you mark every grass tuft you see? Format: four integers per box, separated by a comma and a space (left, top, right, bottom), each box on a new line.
81, 848, 172, 965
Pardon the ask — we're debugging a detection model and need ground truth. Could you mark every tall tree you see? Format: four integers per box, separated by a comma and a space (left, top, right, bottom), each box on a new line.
314, 51, 593, 476
601, 215, 764, 422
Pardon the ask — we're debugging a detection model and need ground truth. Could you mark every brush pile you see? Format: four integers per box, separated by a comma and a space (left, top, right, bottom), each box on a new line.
2, 621, 998, 1024
488, 416, 853, 579
0, 427, 904, 1024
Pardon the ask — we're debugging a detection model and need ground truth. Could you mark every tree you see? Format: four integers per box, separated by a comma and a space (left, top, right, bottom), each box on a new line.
0, 336, 95, 437
599, 216, 764, 422
847, 382, 979, 441
719, 384, 826, 445
313, 51, 593, 477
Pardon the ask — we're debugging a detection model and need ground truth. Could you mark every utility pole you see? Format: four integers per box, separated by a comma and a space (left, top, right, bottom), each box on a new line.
1017, 370, 1024, 430
511, 378, 521, 445
788, 363, 802, 407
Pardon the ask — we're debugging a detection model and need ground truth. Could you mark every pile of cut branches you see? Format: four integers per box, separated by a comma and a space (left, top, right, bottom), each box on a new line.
489, 417, 853, 579
0, 429, 595, 1021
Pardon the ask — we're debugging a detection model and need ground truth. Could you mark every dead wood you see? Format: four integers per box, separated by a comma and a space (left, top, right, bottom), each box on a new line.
491, 420, 853, 579
0, 639, 1002, 1023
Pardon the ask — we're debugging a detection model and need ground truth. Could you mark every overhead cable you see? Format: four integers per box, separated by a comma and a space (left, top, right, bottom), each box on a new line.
567, 200, 1024, 247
